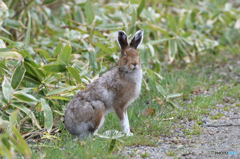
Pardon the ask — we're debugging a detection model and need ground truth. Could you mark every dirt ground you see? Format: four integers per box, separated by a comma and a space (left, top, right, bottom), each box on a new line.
121, 103, 240, 158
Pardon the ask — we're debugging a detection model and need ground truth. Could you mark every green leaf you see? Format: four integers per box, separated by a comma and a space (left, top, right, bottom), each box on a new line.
47, 96, 71, 101
167, 93, 183, 99
37, 49, 51, 59
1, 134, 12, 158
76, 6, 84, 23
94, 42, 112, 54
108, 139, 116, 154
24, 62, 43, 82
180, 36, 194, 46
11, 127, 31, 158
0, 40, 5, 49
147, 43, 155, 57
15, 50, 27, 58
59, 43, 72, 65
89, 50, 96, 76
36, 102, 42, 112
53, 42, 63, 58
169, 39, 176, 57
42, 76, 56, 84
0, 36, 17, 45
24, 58, 40, 68
137, 0, 145, 17
23, 72, 41, 84
41, 99, 53, 133
0, 60, 9, 71
13, 92, 39, 103
148, 24, 170, 36
121, 14, 128, 31
168, 15, 177, 33
148, 38, 171, 45
96, 24, 122, 30
168, 39, 176, 63
96, 130, 124, 139
0, 51, 24, 61
176, 40, 188, 57
53, 110, 65, 116
11, 103, 42, 129
46, 86, 76, 96
146, 69, 163, 80
8, 111, 31, 158
178, 11, 188, 28
85, 0, 95, 24
5, 19, 21, 28
11, 66, 26, 90
42, 64, 67, 72
25, 12, 31, 50
9, 110, 19, 133
66, 66, 82, 84
2, 77, 13, 103
0, 26, 11, 35
168, 100, 179, 109
130, 7, 136, 30
156, 83, 166, 97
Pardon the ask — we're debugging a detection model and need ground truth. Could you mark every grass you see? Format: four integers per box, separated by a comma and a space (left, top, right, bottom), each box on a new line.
165, 150, 176, 156
30, 52, 240, 158
140, 152, 150, 158
210, 113, 224, 120
129, 150, 137, 157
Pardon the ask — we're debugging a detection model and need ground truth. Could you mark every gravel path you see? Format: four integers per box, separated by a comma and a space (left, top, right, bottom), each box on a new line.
121, 102, 240, 159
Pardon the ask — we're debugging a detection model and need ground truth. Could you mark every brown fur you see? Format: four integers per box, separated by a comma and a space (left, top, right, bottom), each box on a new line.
64, 30, 144, 139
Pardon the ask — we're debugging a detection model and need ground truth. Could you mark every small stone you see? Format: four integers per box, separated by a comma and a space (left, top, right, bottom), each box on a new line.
176, 144, 183, 148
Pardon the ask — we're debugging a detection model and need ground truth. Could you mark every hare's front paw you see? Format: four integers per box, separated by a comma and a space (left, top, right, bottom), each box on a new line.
126, 131, 133, 136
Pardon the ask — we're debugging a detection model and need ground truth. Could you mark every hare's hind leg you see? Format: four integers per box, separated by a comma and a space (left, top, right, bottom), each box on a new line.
77, 100, 105, 138
91, 100, 105, 135
93, 115, 105, 135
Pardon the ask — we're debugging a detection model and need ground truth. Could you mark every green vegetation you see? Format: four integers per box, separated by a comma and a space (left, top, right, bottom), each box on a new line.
165, 149, 176, 156
210, 113, 224, 120
0, 0, 240, 158
140, 152, 150, 158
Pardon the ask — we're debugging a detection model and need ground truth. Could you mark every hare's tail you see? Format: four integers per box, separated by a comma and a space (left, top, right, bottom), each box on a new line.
65, 100, 105, 139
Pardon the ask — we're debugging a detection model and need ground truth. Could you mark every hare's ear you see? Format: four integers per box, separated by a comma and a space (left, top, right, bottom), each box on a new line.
130, 30, 144, 49
117, 30, 128, 50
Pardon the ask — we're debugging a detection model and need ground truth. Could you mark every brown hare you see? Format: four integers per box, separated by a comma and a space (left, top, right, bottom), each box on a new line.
64, 30, 144, 139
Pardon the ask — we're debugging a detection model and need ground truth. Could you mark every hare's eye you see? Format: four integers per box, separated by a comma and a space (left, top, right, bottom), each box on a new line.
123, 53, 127, 57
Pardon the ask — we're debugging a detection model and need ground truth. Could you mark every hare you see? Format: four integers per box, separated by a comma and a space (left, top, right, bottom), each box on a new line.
64, 30, 144, 139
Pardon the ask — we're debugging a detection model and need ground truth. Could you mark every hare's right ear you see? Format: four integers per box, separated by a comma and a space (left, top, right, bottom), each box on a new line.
117, 30, 128, 50
130, 30, 144, 49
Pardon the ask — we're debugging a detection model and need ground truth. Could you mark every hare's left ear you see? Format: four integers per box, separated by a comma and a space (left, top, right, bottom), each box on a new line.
130, 30, 144, 49
117, 30, 128, 50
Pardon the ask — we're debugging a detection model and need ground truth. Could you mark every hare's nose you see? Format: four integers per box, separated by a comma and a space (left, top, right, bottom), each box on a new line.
132, 63, 137, 69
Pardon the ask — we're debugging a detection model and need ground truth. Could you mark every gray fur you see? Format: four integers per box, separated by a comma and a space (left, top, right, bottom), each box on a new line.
64, 30, 144, 139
